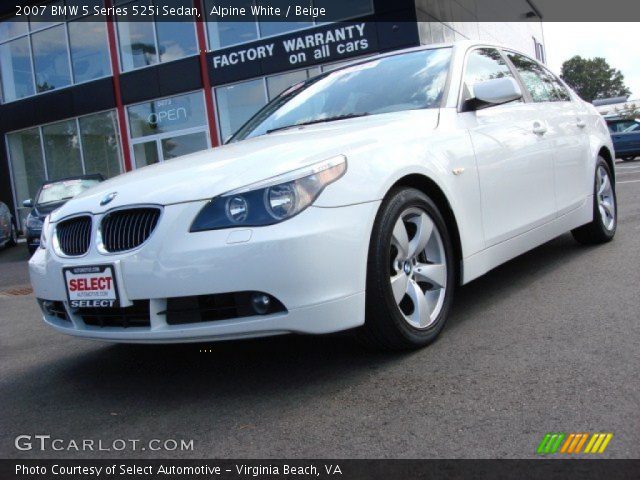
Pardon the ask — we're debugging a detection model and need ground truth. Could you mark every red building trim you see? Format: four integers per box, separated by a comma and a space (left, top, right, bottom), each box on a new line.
194, 0, 220, 147
104, 0, 133, 172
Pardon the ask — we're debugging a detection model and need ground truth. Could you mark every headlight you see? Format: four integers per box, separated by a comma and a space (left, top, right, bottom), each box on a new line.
190, 155, 347, 232
26, 214, 43, 230
39, 215, 50, 249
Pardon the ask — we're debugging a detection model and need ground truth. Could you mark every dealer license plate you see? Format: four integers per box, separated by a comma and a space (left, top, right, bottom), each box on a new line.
63, 265, 119, 308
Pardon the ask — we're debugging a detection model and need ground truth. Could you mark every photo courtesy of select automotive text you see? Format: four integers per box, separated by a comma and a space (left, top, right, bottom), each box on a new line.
1, 0, 639, 478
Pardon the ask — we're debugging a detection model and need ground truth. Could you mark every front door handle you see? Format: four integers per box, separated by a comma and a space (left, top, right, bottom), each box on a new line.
576, 118, 587, 128
532, 121, 547, 135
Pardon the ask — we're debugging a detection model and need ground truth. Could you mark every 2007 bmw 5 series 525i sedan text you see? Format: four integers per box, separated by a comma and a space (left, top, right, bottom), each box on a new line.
29, 41, 617, 350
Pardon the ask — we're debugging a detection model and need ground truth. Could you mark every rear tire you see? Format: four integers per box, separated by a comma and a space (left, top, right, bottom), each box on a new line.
356, 187, 456, 351
621, 156, 636, 162
7, 222, 17, 247
572, 157, 617, 245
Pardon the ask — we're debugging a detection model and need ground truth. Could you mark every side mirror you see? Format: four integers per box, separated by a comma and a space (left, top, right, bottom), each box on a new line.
22, 199, 33, 208
464, 77, 522, 111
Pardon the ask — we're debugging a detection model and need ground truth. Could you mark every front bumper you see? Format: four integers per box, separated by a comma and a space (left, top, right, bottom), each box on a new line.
26, 228, 41, 251
29, 200, 379, 343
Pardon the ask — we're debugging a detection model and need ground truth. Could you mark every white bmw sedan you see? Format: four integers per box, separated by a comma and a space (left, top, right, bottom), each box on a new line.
29, 41, 616, 349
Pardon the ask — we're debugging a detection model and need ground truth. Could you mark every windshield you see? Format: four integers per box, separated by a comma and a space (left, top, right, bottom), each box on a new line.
36, 178, 102, 205
623, 120, 640, 133
231, 47, 452, 142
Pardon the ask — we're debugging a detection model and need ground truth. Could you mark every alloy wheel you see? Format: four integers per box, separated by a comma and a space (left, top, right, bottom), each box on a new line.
597, 165, 616, 231
389, 207, 447, 329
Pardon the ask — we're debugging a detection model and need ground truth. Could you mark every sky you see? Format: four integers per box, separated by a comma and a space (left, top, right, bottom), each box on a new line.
543, 23, 640, 99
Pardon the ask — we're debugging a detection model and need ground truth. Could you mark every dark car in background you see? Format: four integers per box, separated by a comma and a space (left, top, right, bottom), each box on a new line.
0, 201, 17, 249
605, 116, 640, 161
23, 175, 104, 255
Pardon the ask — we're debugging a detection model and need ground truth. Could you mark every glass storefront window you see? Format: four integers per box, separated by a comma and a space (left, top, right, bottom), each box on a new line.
205, 0, 258, 50
0, 36, 35, 102
314, 0, 373, 22
205, 0, 373, 50
128, 91, 206, 138
7, 111, 124, 226
128, 91, 209, 167
156, 0, 197, 62
68, 21, 111, 84
215, 79, 267, 142
0, 9, 111, 102
133, 142, 159, 169
258, 0, 313, 38
117, 20, 158, 71
156, 21, 198, 63
31, 25, 72, 93
266, 70, 308, 99
78, 111, 123, 179
161, 131, 208, 160
7, 128, 45, 229
215, 67, 322, 142
0, 17, 28, 42
117, 0, 197, 72
42, 119, 83, 180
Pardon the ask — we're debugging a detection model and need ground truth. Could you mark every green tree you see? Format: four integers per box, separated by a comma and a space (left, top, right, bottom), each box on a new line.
560, 56, 631, 103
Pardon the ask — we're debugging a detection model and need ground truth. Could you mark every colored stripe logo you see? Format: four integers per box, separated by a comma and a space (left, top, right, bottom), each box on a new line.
536, 433, 613, 454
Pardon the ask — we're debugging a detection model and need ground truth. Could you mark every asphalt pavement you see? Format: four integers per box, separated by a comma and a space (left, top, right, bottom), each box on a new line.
1, 161, 639, 459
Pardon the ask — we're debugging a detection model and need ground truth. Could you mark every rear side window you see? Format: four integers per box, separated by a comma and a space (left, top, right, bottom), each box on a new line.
608, 120, 640, 132
462, 48, 516, 101
506, 52, 570, 103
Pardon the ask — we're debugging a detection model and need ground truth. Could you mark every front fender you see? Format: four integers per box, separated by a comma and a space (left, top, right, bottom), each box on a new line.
315, 130, 485, 259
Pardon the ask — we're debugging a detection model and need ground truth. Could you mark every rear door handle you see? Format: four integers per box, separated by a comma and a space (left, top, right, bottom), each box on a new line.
576, 118, 587, 128
532, 121, 547, 135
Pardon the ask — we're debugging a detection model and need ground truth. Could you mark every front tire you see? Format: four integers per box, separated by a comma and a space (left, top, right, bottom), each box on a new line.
572, 157, 617, 245
621, 156, 636, 162
357, 188, 456, 350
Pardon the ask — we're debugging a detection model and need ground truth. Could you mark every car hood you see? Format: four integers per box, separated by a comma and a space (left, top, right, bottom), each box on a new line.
33, 201, 66, 220
50, 110, 439, 222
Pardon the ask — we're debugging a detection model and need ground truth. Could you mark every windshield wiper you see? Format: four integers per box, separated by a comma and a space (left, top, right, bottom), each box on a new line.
37, 196, 73, 206
266, 113, 370, 134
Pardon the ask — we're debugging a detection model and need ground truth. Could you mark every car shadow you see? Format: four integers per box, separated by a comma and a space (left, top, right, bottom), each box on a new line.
3, 233, 596, 407
446, 232, 593, 331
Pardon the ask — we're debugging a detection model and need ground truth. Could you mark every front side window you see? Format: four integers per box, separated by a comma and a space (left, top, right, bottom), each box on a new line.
231, 48, 452, 142
506, 52, 559, 103
608, 120, 640, 133
463, 48, 515, 101
623, 120, 640, 132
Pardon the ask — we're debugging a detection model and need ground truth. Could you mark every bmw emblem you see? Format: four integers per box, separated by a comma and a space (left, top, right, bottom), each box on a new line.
100, 192, 117, 206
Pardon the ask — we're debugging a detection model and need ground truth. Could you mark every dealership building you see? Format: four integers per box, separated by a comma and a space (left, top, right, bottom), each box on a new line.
0, 0, 545, 229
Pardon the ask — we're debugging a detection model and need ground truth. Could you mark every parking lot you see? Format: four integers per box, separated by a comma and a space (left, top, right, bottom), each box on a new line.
1, 161, 639, 459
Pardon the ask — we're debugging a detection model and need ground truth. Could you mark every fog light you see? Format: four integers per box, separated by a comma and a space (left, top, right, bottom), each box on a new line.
41, 300, 55, 315
251, 293, 271, 315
